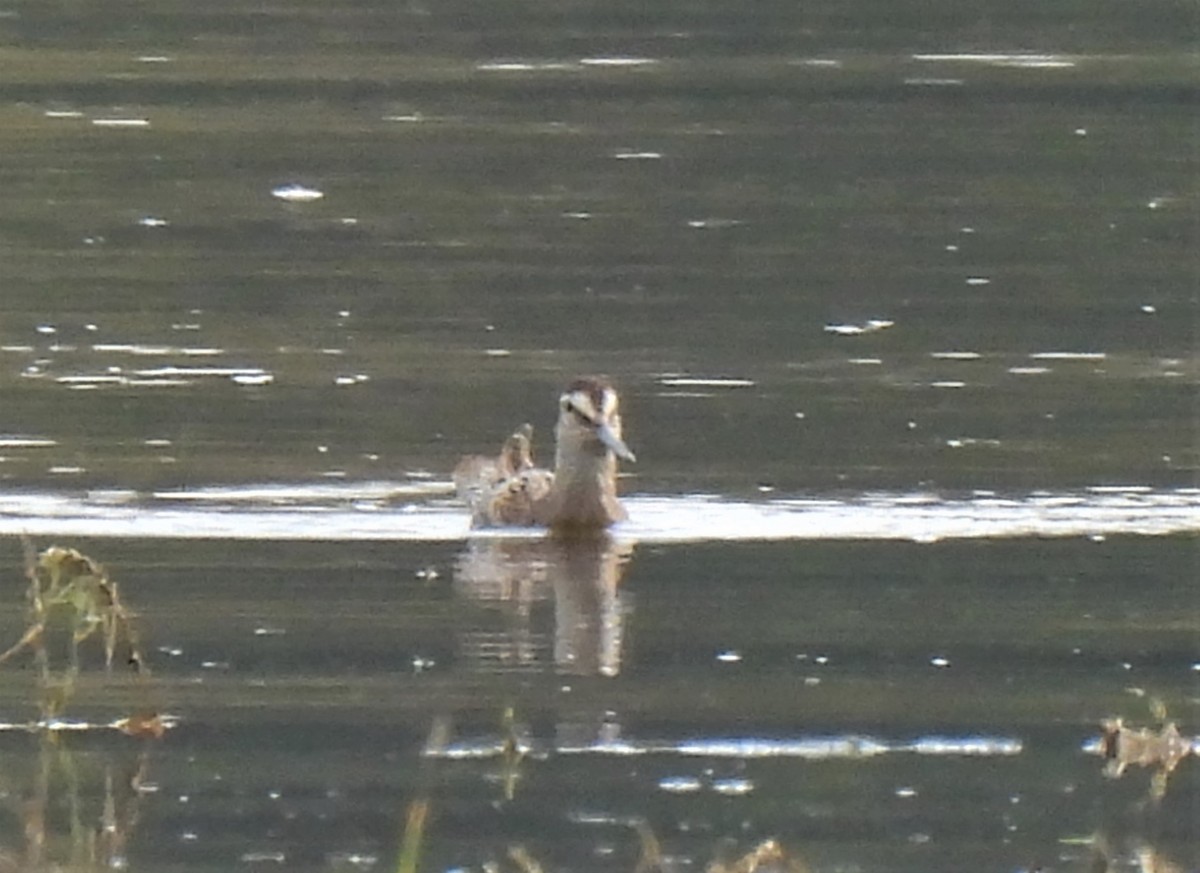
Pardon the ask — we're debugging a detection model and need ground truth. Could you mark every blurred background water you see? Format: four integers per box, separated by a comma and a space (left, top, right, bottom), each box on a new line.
0, 0, 1196, 870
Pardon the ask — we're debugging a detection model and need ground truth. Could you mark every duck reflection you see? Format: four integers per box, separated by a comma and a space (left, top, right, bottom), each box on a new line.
1070, 832, 1193, 873
453, 534, 636, 677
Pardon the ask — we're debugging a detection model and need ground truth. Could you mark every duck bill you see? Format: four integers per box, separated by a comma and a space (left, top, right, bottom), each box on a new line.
596, 422, 636, 463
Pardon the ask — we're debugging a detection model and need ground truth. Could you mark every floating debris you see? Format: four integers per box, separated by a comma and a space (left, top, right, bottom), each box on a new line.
1096, 715, 1194, 798
113, 712, 175, 739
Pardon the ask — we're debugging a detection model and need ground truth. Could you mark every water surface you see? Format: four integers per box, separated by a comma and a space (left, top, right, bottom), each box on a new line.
0, 0, 1196, 870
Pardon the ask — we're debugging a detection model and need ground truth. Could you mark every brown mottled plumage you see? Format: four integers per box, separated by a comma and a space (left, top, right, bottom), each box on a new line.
455, 377, 635, 532
452, 423, 535, 506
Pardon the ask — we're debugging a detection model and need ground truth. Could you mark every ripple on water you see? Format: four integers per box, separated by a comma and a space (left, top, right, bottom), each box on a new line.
0, 436, 57, 448
912, 52, 1078, 69
657, 376, 756, 388
0, 485, 1193, 542
429, 732, 1018, 761
613, 149, 663, 160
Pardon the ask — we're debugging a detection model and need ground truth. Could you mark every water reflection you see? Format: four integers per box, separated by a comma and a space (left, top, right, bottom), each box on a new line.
454, 535, 636, 676
0, 546, 164, 872
0, 733, 155, 872
1077, 837, 1190, 873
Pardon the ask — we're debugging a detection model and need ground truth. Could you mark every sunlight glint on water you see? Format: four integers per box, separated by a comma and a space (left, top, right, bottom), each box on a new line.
0, 484, 1194, 542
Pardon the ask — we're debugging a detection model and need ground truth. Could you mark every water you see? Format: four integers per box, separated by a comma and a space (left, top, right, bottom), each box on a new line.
0, 0, 1197, 869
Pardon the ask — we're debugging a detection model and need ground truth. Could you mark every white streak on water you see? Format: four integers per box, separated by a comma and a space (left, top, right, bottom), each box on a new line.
0, 437, 57, 448
1029, 352, 1106, 361
0, 485, 1194, 542
658, 377, 756, 388
91, 118, 150, 128
578, 57, 659, 67
912, 53, 1078, 69
476, 60, 574, 72
430, 733, 1021, 760
271, 183, 323, 202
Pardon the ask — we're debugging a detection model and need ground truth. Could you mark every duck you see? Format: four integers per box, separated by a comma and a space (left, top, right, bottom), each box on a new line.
452, 422, 535, 500
455, 376, 635, 532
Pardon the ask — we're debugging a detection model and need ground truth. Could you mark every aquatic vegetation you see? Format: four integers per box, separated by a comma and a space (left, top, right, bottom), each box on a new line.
506, 845, 544, 873
0, 540, 167, 732
1067, 832, 1193, 873
0, 542, 146, 676
395, 797, 429, 873
470, 834, 812, 873
706, 838, 812, 873
395, 716, 450, 873
496, 705, 528, 802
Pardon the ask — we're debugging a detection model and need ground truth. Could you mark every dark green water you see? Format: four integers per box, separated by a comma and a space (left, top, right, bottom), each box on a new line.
0, 0, 1196, 869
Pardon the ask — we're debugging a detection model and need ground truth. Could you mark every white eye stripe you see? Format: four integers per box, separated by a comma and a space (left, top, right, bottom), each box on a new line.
565, 391, 598, 422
